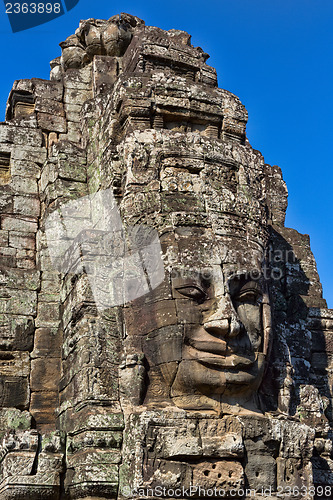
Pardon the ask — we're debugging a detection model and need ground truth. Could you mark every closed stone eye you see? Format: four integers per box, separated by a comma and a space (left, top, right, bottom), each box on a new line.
176, 285, 207, 302
233, 281, 262, 305
235, 288, 261, 304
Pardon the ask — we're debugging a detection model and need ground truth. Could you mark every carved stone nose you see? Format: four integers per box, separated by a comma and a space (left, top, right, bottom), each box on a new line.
204, 318, 229, 336
204, 318, 241, 338
203, 295, 241, 338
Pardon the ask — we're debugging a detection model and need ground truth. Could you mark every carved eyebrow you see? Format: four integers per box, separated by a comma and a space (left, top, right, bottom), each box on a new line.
237, 281, 263, 295
227, 271, 263, 295
240, 279, 262, 289
175, 278, 202, 287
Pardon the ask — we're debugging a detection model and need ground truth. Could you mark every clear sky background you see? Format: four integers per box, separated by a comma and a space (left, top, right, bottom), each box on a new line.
0, 0, 332, 307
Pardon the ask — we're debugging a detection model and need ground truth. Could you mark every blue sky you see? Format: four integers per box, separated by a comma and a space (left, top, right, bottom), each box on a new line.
0, 0, 332, 307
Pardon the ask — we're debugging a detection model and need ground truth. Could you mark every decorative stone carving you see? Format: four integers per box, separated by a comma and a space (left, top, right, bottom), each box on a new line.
0, 152, 11, 186
0, 11, 332, 500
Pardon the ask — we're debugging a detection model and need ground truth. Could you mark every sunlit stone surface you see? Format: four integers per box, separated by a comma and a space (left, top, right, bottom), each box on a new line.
0, 13, 332, 499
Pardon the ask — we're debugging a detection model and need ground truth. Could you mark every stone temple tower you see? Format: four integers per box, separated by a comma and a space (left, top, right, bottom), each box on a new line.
0, 12, 332, 500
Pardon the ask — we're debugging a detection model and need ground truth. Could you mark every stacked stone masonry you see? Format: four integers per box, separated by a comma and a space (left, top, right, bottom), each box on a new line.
0, 13, 332, 500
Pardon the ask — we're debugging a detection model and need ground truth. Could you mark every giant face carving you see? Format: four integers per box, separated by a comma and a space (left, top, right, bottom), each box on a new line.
168, 233, 271, 413
123, 225, 272, 414
121, 139, 272, 414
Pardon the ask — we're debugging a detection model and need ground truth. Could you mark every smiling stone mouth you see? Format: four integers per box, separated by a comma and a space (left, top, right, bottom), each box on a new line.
185, 344, 256, 368
186, 338, 227, 355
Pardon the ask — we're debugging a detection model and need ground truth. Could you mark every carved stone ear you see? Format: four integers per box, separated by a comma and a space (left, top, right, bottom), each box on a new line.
119, 352, 147, 406
262, 296, 272, 357
264, 163, 288, 226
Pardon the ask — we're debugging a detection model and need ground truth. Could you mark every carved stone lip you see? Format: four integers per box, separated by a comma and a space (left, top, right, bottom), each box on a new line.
198, 355, 255, 368
187, 338, 227, 355
186, 345, 256, 368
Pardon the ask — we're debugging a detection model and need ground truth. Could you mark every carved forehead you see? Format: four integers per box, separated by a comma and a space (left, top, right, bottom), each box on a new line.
121, 133, 271, 238
161, 228, 267, 273
119, 132, 272, 281
123, 132, 266, 183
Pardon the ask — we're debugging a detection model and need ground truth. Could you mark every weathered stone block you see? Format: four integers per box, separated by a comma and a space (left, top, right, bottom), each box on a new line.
34, 98, 65, 116
68, 463, 118, 499
64, 88, 92, 105
200, 426, 244, 458
0, 375, 29, 409
60, 407, 124, 436
11, 144, 47, 163
245, 454, 276, 491
149, 421, 202, 459
2, 450, 36, 477
31, 79, 64, 101
9, 231, 35, 250
37, 112, 67, 133
67, 430, 123, 454
45, 178, 88, 202
0, 246, 16, 267
13, 195, 40, 217
192, 460, 244, 491
66, 449, 121, 469
35, 301, 59, 327
65, 110, 81, 123
31, 358, 61, 392
0, 408, 32, 431
175, 297, 203, 324
60, 364, 119, 406
0, 125, 42, 146
0, 193, 13, 213
9, 174, 38, 196
0, 314, 34, 351
63, 65, 92, 89
0, 230, 8, 246
30, 391, 58, 425
1, 215, 37, 233
17, 250, 35, 260
276, 457, 313, 490
0, 351, 30, 376
58, 158, 87, 182
39, 277, 62, 301
10, 159, 41, 178
17, 256, 36, 269
143, 326, 183, 366
38, 289, 61, 303
143, 459, 191, 490
32, 328, 61, 358
0, 289, 37, 315
59, 121, 81, 142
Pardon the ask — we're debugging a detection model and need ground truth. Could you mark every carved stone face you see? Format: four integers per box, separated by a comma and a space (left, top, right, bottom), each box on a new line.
125, 227, 271, 413
119, 137, 273, 413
